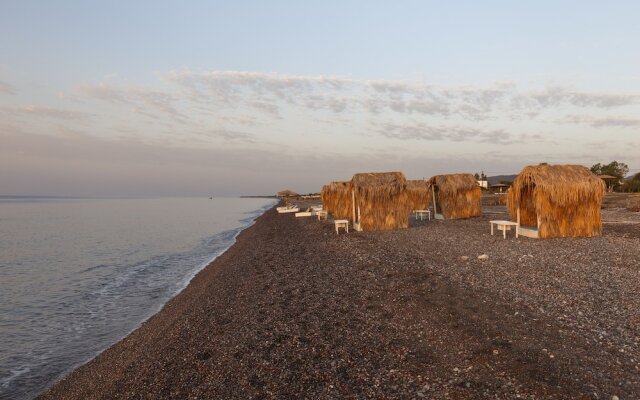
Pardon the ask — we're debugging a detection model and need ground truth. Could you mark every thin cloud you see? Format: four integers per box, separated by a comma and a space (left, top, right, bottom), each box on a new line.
200, 128, 255, 142
74, 82, 130, 104
73, 70, 640, 128
559, 114, 640, 128
74, 82, 187, 123
0, 80, 15, 95
53, 70, 640, 166
14, 105, 91, 120
377, 122, 517, 145
591, 117, 640, 128
532, 86, 639, 109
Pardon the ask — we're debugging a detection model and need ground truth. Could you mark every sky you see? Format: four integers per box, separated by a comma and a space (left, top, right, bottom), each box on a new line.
1, 1, 639, 196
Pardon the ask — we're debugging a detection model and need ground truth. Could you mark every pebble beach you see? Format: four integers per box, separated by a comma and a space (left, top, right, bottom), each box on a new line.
39, 202, 640, 399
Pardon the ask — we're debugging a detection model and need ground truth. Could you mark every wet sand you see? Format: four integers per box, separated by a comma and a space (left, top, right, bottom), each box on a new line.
39, 204, 639, 399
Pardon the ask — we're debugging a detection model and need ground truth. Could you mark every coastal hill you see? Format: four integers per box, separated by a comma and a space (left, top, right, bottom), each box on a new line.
487, 174, 517, 185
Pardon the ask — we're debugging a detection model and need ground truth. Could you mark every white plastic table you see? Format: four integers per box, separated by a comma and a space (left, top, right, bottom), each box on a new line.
415, 210, 431, 221
490, 220, 519, 239
317, 210, 328, 220
334, 219, 349, 234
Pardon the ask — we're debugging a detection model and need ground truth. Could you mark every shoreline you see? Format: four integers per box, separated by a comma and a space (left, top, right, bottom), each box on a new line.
30, 201, 275, 399
39, 204, 640, 399
38, 204, 280, 399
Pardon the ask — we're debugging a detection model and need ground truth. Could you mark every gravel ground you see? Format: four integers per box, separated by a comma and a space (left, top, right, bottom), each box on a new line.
39, 203, 639, 399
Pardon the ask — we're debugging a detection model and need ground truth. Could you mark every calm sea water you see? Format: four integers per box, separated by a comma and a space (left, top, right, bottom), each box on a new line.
0, 197, 276, 400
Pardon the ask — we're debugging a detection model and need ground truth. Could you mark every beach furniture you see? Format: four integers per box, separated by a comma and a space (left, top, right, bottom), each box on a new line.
277, 205, 299, 213
414, 209, 431, 221
334, 219, 349, 234
507, 164, 605, 239
490, 220, 519, 239
295, 208, 316, 217
316, 210, 328, 220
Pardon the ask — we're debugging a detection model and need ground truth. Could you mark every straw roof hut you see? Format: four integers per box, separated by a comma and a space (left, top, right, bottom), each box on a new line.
428, 174, 481, 220
277, 189, 299, 198
597, 174, 619, 192
350, 171, 412, 231
321, 181, 351, 219
406, 180, 432, 211
507, 164, 605, 239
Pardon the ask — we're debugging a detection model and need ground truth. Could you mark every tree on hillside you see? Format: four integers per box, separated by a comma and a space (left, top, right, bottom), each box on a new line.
474, 172, 487, 181
622, 173, 640, 193
590, 161, 629, 180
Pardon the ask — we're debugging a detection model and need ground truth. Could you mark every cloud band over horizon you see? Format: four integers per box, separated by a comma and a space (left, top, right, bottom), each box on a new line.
1, 69, 639, 196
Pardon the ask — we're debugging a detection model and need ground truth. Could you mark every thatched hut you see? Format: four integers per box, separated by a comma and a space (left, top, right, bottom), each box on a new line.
277, 190, 299, 198
507, 164, 605, 239
350, 172, 412, 231
321, 181, 351, 219
597, 174, 618, 192
428, 174, 481, 220
406, 180, 432, 211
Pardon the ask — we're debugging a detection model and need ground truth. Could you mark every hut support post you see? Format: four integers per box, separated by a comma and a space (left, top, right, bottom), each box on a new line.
431, 185, 436, 213
351, 190, 356, 223
516, 207, 520, 238
431, 184, 443, 220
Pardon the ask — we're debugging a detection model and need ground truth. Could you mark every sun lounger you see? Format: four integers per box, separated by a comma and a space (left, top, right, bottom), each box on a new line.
277, 205, 299, 213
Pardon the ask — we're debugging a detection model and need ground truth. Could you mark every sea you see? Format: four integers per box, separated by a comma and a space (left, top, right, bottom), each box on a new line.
0, 196, 277, 400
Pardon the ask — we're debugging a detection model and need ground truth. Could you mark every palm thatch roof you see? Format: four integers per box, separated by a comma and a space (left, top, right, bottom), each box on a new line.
277, 189, 299, 197
428, 173, 481, 219
507, 164, 605, 238
350, 171, 411, 231
406, 180, 431, 211
321, 181, 351, 219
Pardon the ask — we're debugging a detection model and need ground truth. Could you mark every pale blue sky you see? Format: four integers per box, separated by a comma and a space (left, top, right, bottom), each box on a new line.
1, 1, 639, 196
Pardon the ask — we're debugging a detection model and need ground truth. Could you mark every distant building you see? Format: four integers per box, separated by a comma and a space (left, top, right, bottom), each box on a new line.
489, 183, 510, 193
477, 180, 488, 189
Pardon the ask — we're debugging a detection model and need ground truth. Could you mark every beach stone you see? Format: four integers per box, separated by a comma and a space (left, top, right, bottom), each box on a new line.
611, 396, 619, 400
460, 256, 469, 261
478, 254, 489, 261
